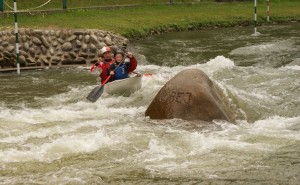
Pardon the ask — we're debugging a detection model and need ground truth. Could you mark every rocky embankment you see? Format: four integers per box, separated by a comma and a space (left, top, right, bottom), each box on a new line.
0, 29, 129, 68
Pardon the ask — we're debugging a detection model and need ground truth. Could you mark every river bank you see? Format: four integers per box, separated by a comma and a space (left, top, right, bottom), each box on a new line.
1, 23, 298, 71
1, 2, 300, 39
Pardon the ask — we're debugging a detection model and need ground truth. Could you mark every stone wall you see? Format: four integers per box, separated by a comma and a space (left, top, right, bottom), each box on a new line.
0, 29, 129, 68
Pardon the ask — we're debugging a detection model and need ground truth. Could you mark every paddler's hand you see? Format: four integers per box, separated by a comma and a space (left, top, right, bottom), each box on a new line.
126, 52, 133, 58
91, 62, 100, 72
110, 71, 115, 75
98, 57, 103, 63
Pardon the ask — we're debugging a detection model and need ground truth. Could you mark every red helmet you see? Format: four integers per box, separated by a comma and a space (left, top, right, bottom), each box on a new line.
100, 47, 111, 55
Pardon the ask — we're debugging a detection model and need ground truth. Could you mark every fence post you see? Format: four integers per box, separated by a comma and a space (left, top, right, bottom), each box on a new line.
13, 0, 20, 74
63, 0, 67, 10
169, 0, 173, 5
0, 0, 4, 12
254, 0, 257, 34
266, 0, 270, 22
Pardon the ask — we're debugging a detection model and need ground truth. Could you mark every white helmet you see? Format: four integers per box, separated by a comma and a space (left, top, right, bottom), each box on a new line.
100, 46, 111, 55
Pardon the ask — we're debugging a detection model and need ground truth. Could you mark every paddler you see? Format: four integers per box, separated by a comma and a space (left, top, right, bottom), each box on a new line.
110, 49, 137, 81
90, 46, 115, 83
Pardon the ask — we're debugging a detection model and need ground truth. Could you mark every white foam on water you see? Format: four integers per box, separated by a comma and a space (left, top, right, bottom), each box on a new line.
76, 66, 90, 70
230, 40, 295, 56
0, 166, 89, 185
0, 118, 117, 144
224, 82, 281, 106
138, 56, 235, 83
36, 85, 89, 105
0, 82, 149, 124
194, 55, 235, 75
0, 88, 144, 163
145, 161, 193, 174
182, 56, 235, 78
133, 135, 177, 163
246, 116, 300, 140
251, 31, 262, 37
0, 126, 120, 163
283, 65, 300, 71
243, 87, 281, 101
109, 106, 145, 117
0, 101, 111, 124
187, 121, 274, 157
129, 114, 300, 176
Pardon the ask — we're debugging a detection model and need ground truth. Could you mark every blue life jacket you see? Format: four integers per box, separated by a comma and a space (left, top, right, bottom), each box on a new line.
114, 64, 128, 80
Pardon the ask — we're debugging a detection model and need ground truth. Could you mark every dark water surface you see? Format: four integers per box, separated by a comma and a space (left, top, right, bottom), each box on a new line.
131, 23, 300, 67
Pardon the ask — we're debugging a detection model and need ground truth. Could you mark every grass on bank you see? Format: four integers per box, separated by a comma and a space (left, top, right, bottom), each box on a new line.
2, 0, 212, 11
2, 0, 299, 11
1, 1, 300, 38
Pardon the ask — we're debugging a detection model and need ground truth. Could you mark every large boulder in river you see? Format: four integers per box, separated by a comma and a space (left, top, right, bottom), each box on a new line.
145, 69, 235, 123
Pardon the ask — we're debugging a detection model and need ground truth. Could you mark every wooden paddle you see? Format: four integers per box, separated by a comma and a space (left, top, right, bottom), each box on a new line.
86, 74, 112, 103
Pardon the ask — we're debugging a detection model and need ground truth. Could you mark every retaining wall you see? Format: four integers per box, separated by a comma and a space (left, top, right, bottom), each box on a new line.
0, 29, 129, 68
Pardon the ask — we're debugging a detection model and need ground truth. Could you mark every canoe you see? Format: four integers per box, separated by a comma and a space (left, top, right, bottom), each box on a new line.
104, 73, 142, 96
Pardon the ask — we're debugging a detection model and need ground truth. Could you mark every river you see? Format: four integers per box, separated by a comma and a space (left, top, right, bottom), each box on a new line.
0, 23, 299, 184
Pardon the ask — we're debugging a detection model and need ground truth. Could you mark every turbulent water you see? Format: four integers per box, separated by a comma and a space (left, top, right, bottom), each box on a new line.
0, 23, 299, 184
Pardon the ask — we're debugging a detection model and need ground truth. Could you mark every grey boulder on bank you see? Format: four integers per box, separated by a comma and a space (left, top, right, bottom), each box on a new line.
145, 69, 236, 123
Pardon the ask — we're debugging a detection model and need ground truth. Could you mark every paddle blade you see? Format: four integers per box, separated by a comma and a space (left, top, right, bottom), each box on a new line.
86, 85, 104, 103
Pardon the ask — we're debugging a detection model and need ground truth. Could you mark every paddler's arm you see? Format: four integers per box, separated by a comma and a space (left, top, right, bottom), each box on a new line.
90, 57, 103, 73
126, 52, 137, 73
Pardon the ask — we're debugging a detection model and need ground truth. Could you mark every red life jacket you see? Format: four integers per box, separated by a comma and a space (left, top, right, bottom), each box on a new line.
127, 57, 137, 73
99, 59, 114, 83
90, 59, 114, 84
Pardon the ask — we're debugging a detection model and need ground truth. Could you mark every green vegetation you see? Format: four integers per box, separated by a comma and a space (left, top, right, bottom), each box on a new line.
2, 0, 210, 10
1, 1, 299, 39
